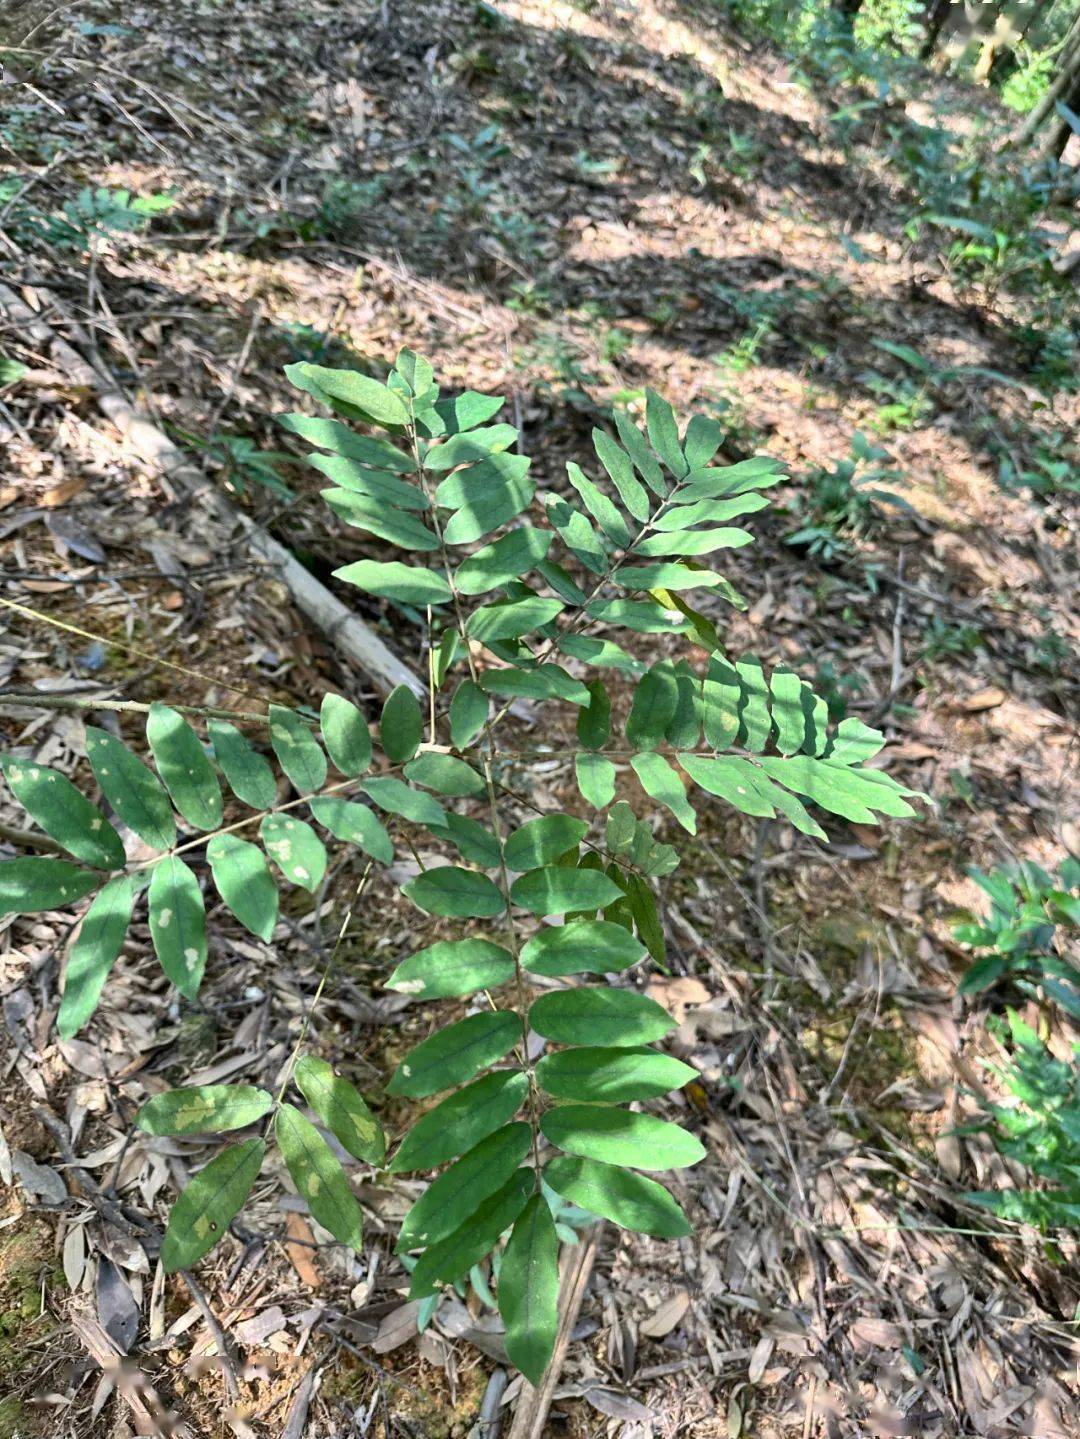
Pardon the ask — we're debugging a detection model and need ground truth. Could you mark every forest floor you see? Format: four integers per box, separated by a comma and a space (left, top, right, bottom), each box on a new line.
0, 0, 1078, 1435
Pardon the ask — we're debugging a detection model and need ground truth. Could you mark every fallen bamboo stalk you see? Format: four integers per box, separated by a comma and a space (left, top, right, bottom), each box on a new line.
0, 282, 423, 699
506, 1224, 601, 1439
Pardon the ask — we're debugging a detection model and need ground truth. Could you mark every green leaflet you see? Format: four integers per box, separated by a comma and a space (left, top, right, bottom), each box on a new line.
86, 726, 176, 852
653, 492, 770, 528
626, 663, 679, 750
500, 1194, 559, 1383
431, 389, 505, 434
206, 835, 278, 941
645, 390, 687, 479
0, 858, 97, 917
208, 721, 277, 809
268, 706, 327, 792
323, 490, 439, 550
677, 457, 785, 500
387, 938, 516, 999
566, 461, 631, 546
454, 526, 553, 595
540, 1105, 705, 1170
276, 1103, 365, 1253
504, 816, 588, 872
441, 814, 501, 868
520, 919, 645, 977
309, 455, 427, 508
635, 527, 754, 557
576, 680, 611, 751
544, 1155, 690, 1238
409, 1168, 534, 1298
333, 559, 451, 605
625, 871, 667, 962
588, 597, 681, 633
547, 495, 607, 573
450, 680, 489, 749
58, 874, 137, 1037
467, 595, 564, 644
398, 1123, 532, 1251
146, 704, 222, 831
756, 755, 915, 823
529, 987, 675, 1046
612, 563, 726, 591
388, 1011, 522, 1098
681, 414, 724, 470
261, 814, 326, 892
614, 409, 665, 495
769, 668, 805, 756
390, 1069, 528, 1172
361, 776, 447, 828
667, 663, 701, 749
294, 1055, 384, 1164
148, 856, 206, 999
575, 752, 616, 809
701, 653, 742, 750
827, 716, 886, 766
592, 427, 650, 521
137, 1084, 272, 1136
2, 757, 124, 869
319, 695, 372, 777
510, 866, 623, 916
536, 1046, 696, 1102
403, 866, 505, 918
403, 753, 485, 797
479, 665, 590, 706
279, 412, 415, 470
678, 754, 777, 818
437, 454, 535, 546
423, 424, 518, 469
285, 362, 409, 426
160, 1137, 265, 1272
734, 655, 771, 752
380, 685, 423, 763
309, 797, 393, 863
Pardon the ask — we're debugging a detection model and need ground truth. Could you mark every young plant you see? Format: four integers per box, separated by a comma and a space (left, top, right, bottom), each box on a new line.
0, 352, 922, 1382
954, 859, 1080, 1013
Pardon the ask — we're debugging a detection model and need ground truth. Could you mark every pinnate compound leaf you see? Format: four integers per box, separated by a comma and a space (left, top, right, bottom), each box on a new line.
259, 816, 325, 895
504, 816, 588, 872
268, 706, 327, 793
206, 835, 278, 942
208, 721, 277, 809
520, 919, 646, 977
403, 866, 505, 918
58, 874, 137, 1037
309, 797, 392, 863
544, 1155, 690, 1237
334, 560, 451, 605
387, 938, 515, 999
148, 856, 206, 999
409, 1168, 534, 1298
541, 1105, 705, 1170
294, 1055, 384, 1164
2, 757, 124, 869
529, 987, 675, 1046
510, 866, 623, 916
319, 694, 372, 776
86, 726, 176, 851
160, 1137, 264, 1272
575, 752, 616, 809
380, 685, 424, 763
398, 1123, 532, 1252
390, 1070, 527, 1173
500, 1194, 559, 1383
536, 1046, 696, 1102
388, 1011, 522, 1098
146, 704, 222, 831
0, 858, 97, 917
275, 1103, 364, 1252
137, 1085, 272, 1136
